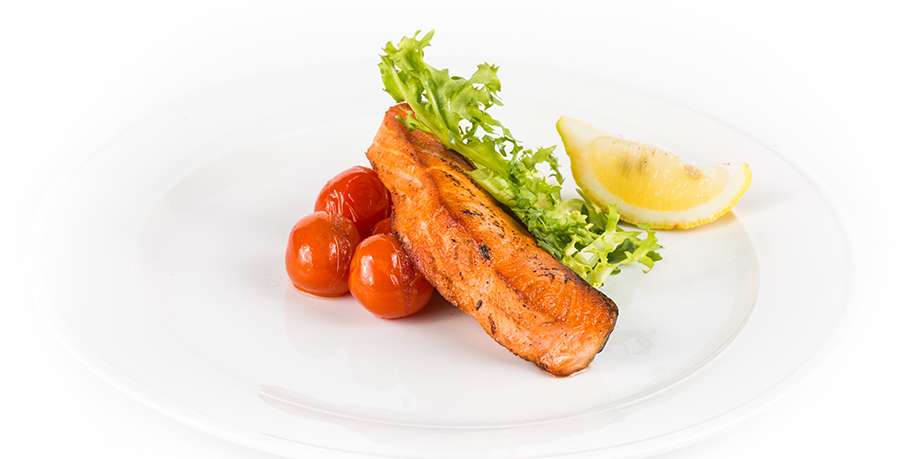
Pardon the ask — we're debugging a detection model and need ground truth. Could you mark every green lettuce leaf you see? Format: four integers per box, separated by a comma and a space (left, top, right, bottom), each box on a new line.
379, 31, 661, 287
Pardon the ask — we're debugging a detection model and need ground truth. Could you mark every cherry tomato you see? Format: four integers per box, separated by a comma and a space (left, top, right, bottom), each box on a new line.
371, 217, 392, 235
315, 166, 391, 238
348, 234, 433, 319
285, 211, 360, 297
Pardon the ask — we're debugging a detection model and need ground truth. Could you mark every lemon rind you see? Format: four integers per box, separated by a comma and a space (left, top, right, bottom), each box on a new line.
577, 164, 751, 229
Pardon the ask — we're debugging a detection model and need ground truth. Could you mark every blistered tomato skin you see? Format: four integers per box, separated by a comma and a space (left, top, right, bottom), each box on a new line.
315, 166, 391, 238
285, 211, 361, 297
349, 234, 433, 319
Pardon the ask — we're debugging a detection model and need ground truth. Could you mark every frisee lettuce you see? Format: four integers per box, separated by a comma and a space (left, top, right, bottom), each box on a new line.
378, 31, 661, 287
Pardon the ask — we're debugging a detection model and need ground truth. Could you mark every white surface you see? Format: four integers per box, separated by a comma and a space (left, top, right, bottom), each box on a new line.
24, 66, 844, 458
1, 1, 915, 458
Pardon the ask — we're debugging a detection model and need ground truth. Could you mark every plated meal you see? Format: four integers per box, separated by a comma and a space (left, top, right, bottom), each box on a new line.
32, 25, 849, 458
285, 31, 752, 376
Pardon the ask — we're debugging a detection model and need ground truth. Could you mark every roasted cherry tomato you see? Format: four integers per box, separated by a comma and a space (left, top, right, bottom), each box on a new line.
285, 211, 360, 297
348, 234, 433, 319
371, 217, 392, 235
315, 166, 391, 238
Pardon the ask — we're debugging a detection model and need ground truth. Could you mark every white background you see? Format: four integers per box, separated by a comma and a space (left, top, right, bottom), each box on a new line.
1, 1, 915, 458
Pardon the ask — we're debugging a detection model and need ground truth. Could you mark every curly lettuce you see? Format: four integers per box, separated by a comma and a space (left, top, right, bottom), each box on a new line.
378, 31, 661, 287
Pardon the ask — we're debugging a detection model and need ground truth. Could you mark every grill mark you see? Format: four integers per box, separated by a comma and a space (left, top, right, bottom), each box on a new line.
478, 244, 491, 261
441, 170, 462, 186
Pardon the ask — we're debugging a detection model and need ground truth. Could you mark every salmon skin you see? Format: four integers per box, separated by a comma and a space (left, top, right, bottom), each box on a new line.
366, 104, 618, 376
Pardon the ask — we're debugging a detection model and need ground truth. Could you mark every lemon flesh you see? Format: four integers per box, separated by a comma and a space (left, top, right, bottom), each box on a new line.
557, 116, 751, 230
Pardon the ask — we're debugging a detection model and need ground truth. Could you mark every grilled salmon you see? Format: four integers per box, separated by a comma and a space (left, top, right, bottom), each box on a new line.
366, 104, 618, 376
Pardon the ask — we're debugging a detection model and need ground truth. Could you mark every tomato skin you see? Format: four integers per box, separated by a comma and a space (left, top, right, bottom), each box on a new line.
285, 212, 361, 297
348, 234, 433, 319
371, 217, 392, 235
315, 166, 391, 238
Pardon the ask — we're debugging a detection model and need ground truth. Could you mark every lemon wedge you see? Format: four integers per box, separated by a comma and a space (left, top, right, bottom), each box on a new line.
557, 116, 751, 230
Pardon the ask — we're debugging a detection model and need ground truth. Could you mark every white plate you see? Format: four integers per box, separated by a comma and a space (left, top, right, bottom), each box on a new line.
26, 63, 848, 458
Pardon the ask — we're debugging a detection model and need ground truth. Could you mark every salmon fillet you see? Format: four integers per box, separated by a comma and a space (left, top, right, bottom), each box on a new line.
366, 104, 618, 376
